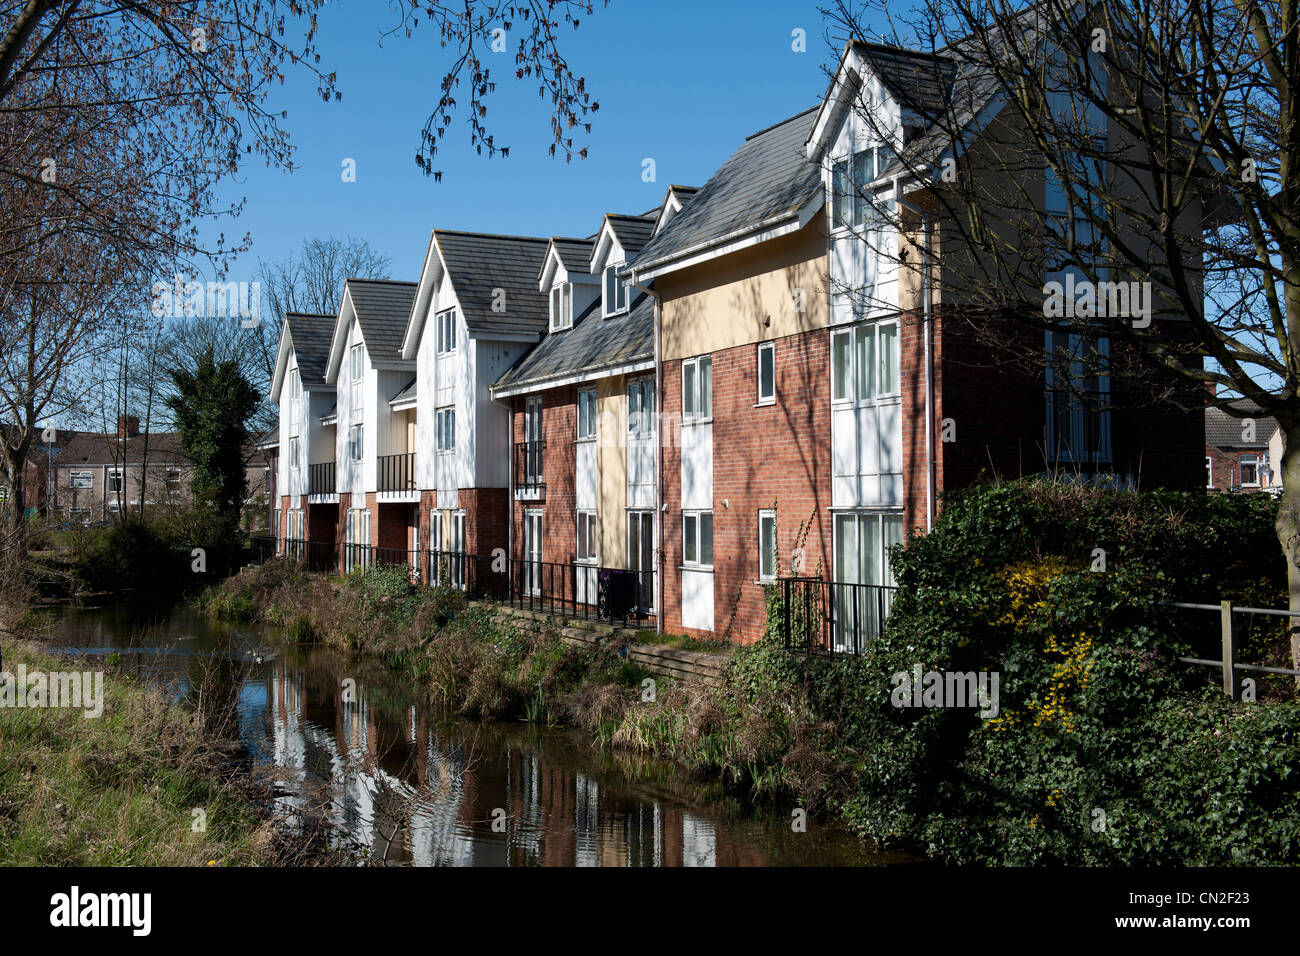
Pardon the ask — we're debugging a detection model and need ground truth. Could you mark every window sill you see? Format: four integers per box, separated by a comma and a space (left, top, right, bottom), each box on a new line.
682, 417, 713, 426
679, 564, 714, 573
754, 400, 776, 408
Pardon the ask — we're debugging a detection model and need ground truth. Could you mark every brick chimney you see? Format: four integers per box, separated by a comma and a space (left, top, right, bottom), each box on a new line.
117, 414, 140, 438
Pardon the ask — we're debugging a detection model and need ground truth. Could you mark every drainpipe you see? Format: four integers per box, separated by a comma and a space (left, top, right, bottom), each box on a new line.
627, 274, 663, 635
897, 184, 936, 531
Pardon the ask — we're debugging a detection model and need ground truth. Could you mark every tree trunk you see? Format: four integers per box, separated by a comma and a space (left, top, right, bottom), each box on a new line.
1274, 417, 1300, 685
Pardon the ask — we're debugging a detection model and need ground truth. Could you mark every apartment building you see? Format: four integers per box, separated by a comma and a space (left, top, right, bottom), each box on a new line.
324, 279, 420, 571
270, 311, 337, 559
400, 230, 551, 568
490, 198, 677, 618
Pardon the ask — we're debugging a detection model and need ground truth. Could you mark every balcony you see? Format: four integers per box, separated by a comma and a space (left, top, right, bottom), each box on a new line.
378, 452, 416, 494
308, 461, 335, 497
514, 440, 545, 499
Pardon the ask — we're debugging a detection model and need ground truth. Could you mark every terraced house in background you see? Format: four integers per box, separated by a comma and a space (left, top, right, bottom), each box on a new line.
268, 34, 1207, 649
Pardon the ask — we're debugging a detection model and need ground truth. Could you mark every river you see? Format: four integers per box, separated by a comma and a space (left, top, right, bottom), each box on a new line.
33, 601, 903, 867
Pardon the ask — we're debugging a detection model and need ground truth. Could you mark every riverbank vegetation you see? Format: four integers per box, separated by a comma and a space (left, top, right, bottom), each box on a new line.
202, 479, 1300, 864
0, 636, 324, 866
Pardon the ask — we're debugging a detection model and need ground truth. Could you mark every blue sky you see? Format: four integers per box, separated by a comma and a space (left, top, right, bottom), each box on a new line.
205, 1, 859, 285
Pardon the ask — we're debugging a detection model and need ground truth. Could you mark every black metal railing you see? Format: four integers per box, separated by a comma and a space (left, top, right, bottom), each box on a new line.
378, 452, 416, 493
249, 534, 277, 564
308, 461, 336, 496
778, 576, 896, 656
514, 441, 545, 493
281, 537, 338, 573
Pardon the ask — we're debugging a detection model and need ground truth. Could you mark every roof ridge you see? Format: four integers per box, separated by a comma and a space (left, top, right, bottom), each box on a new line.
745, 105, 820, 142
852, 38, 953, 63
345, 277, 417, 286
435, 229, 549, 243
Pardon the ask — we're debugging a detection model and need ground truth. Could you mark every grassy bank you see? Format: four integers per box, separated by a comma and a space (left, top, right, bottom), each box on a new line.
0, 635, 323, 866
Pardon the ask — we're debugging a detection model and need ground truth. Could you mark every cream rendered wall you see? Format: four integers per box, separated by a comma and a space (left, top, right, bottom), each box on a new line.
596, 376, 628, 566
657, 219, 829, 361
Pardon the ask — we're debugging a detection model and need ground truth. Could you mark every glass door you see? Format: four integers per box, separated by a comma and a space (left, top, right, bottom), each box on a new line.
628, 511, 655, 613
523, 511, 542, 596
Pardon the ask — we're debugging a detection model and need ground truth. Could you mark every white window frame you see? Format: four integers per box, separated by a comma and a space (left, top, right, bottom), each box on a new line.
108, 468, 124, 493
289, 436, 300, 482
577, 388, 597, 440
349, 423, 364, 462
757, 341, 776, 406
603, 261, 628, 317
627, 377, 656, 437
832, 144, 899, 231
576, 510, 597, 563
436, 308, 457, 354
682, 510, 714, 568
758, 510, 777, 581
1240, 454, 1261, 487
436, 406, 456, 454
682, 355, 713, 422
69, 470, 92, 489
550, 282, 573, 332
289, 370, 301, 435
350, 342, 365, 421
1206, 455, 1214, 489
831, 320, 900, 405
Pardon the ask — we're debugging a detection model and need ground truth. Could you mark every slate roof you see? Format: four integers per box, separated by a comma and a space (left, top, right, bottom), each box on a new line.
1206, 400, 1278, 449
549, 237, 596, 277
54, 431, 188, 466
853, 41, 959, 120
390, 377, 417, 406
493, 291, 654, 393
284, 312, 335, 386
605, 213, 657, 260
632, 107, 822, 273
435, 231, 551, 336
345, 279, 418, 362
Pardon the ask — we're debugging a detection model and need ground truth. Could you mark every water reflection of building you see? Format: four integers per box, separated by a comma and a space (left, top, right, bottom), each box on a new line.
258, 657, 725, 867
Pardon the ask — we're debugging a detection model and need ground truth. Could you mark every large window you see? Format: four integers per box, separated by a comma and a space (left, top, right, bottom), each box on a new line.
832, 144, 898, 229
69, 470, 92, 489
682, 355, 713, 421
683, 511, 714, 568
436, 406, 456, 453
758, 510, 777, 581
1045, 330, 1110, 465
603, 263, 628, 316
757, 341, 775, 405
577, 511, 597, 562
627, 378, 656, 437
577, 389, 596, 440
831, 321, 899, 403
833, 511, 903, 649
550, 282, 573, 331
436, 308, 456, 354
350, 342, 364, 420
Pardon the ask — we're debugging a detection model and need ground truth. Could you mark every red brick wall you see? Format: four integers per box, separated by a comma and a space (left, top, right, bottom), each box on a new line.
307, 502, 336, 543
510, 388, 578, 564
662, 327, 834, 643
463, 487, 509, 557
1207, 445, 1269, 491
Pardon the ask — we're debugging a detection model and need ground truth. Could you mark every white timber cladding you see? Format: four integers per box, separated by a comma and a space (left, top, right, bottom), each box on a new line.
333, 313, 380, 497
626, 376, 656, 510
679, 353, 714, 631
825, 74, 904, 511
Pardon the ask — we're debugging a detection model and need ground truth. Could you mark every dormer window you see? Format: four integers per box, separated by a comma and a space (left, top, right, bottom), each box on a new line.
603, 262, 628, 316
833, 144, 899, 229
436, 308, 456, 354
550, 282, 572, 331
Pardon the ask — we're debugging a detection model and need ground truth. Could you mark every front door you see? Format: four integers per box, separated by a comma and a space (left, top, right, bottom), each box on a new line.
523, 511, 542, 596
628, 511, 655, 613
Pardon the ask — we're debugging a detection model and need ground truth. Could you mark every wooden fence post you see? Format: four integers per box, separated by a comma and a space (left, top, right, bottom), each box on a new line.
1220, 599, 1237, 699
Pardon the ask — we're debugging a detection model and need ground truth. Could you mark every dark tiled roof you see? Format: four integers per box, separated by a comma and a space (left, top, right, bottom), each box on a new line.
284, 312, 335, 386
390, 377, 417, 406
1206, 399, 1277, 448
494, 291, 654, 392
606, 214, 657, 259
852, 41, 958, 120
55, 431, 188, 466
346, 279, 418, 362
549, 237, 596, 277
632, 107, 822, 272
436, 231, 550, 336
